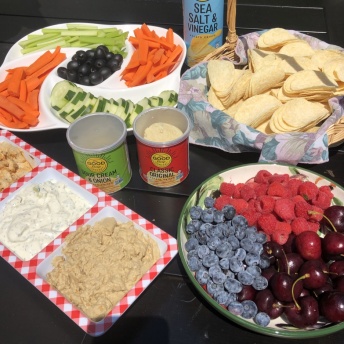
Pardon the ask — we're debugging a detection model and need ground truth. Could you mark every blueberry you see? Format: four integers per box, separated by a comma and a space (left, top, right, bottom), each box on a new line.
241, 300, 258, 319
237, 270, 254, 285
215, 290, 230, 305
213, 210, 225, 223
208, 264, 222, 278
219, 257, 230, 270
197, 244, 210, 259
187, 256, 202, 271
224, 277, 243, 293
229, 257, 244, 273
233, 248, 246, 261
190, 205, 202, 220
250, 242, 263, 255
254, 312, 271, 327
187, 249, 198, 260
246, 265, 262, 277
227, 235, 240, 250
256, 232, 268, 244
207, 236, 222, 250
232, 215, 248, 229
228, 301, 244, 316
235, 227, 246, 240
207, 280, 223, 297
240, 238, 254, 252
202, 252, 219, 268
215, 222, 228, 238
212, 270, 227, 285
186, 222, 197, 235
223, 205, 236, 220
195, 267, 209, 285
215, 242, 232, 258
252, 275, 268, 290
245, 253, 260, 266
195, 231, 208, 245
204, 196, 215, 208
185, 237, 199, 252
201, 208, 214, 223
258, 255, 270, 269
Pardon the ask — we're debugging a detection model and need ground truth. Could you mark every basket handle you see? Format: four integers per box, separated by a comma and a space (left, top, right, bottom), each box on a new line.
225, 0, 237, 44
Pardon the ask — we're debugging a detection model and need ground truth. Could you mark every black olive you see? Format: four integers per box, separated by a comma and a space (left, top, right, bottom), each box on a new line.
66, 70, 78, 82
67, 60, 80, 71
89, 71, 104, 85
57, 66, 68, 79
71, 54, 78, 61
79, 75, 91, 86
105, 52, 115, 60
97, 45, 109, 54
76, 50, 87, 63
95, 47, 106, 60
113, 53, 124, 64
99, 66, 112, 80
78, 63, 91, 76
107, 58, 119, 69
94, 58, 106, 70
85, 49, 96, 59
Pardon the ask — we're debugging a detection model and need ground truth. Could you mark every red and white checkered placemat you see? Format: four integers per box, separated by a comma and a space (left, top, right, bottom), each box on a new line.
0, 129, 178, 336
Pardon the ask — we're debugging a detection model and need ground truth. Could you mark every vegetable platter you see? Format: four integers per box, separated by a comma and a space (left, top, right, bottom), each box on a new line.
0, 23, 186, 132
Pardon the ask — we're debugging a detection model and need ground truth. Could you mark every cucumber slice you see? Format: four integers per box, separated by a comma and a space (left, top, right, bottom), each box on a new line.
56, 91, 89, 119
64, 93, 96, 122
93, 96, 107, 113
115, 98, 131, 121
148, 96, 164, 107
159, 90, 178, 106
104, 98, 119, 114
50, 80, 82, 111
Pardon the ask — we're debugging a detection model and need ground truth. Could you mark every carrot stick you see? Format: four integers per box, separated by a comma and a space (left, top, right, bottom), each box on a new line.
28, 52, 66, 78
19, 80, 27, 101
25, 76, 43, 92
7, 67, 25, 97
0, 94, 25, 120
0, 108, 13, 121
152, 48, 165, 64
25, 49, 53, 76
22, 114, 39, 127
141, 23, 153, 37
138, 38, 149, 65
166, 28, 174, 44
27, 88, 39, 111
0, 79, 10, 92
128, 60, 153, 87
166, 44, 183, 64
7, 96, 39, 117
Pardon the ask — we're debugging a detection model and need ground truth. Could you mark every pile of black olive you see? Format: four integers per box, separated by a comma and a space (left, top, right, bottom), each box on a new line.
57, 45, 124, 86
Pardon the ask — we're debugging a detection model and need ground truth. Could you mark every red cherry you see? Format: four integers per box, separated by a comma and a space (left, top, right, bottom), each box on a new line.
295, 231, 322, 260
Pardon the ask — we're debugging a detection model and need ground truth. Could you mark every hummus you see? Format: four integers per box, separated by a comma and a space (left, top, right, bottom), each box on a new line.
143, 122, 183, 142
0, 141, 34, 192
46, 217, 160, 322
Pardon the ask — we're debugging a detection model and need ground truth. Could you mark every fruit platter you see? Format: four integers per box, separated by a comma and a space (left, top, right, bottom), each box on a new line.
0, 23, 186, 132
178, 163, 344, 338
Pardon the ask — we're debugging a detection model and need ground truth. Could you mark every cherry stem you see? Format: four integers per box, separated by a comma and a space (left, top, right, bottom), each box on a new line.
308, 210, 337, 232
292, 273, 310, 310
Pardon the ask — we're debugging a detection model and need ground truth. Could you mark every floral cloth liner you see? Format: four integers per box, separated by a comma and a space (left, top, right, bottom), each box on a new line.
177, 30, 344, 165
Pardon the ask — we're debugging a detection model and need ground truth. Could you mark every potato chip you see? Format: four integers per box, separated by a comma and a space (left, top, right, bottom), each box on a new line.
278, 40, 315, 57
223, 99, 244, 117
247, 65, 286, 97
207, 86, 225, 111
256, 119, 274, 134
311, 49, 344, 70
322, 57, 344, 82
257, 28, 298, 50
234, 94, 282, 127
207, 59, 235, 93
216, 69, 245, 99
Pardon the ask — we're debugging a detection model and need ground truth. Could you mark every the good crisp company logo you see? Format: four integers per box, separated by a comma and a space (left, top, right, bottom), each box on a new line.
86, 157, 108, 172
151, 152, 172, 168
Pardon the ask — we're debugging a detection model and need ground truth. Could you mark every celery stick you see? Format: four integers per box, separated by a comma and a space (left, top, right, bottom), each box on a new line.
21, 39, 69, 54
66, 23, 98, 29
78, 36, 117, 45
60, 30, 99, 36
19, 33, 59, 48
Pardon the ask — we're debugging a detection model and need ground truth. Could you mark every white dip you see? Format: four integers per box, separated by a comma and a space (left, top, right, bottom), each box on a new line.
0, 179, 91, 261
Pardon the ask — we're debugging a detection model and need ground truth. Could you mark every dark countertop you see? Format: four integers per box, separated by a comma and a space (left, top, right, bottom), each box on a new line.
1, 10, 344, 344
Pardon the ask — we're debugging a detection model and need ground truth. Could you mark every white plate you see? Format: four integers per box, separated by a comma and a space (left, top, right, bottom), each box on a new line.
1, 23, 186, 132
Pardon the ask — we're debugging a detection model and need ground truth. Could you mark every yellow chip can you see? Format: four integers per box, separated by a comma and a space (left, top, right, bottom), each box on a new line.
183, 0, 224, 66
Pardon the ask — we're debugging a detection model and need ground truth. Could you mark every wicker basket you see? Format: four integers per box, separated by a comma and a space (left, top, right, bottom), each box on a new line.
202, 0, 344, 148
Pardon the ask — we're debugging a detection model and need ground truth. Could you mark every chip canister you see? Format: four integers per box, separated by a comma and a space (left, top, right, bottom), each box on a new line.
133, 107, 191, 187
66, 113, 131, 193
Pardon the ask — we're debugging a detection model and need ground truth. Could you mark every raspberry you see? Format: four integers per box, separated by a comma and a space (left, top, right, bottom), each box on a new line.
318, 185, 334, 198
287, 178, 303, 196
312, 190, 333, 210
254, 170, 272, 184
268, 173, 290, 186
308, 205, 323, 222
227, 198, 249, 215
274, 198, 296, 222
294, 201, 312, 219
240, 184, 257, 202
267, 181, 291, 198
298, 181, 318, 202
255, 195, 275, 214
232, 183, 245, 199
257, 213, 278, 235
308, 220, 320, 232
253, 183, 269, 197
291, 217, 310, 235
214, 195, 232, 210
241, 208, 260, 227
292, 195, 307, 204
272, 221, 292, 245
219, 182, 235, 197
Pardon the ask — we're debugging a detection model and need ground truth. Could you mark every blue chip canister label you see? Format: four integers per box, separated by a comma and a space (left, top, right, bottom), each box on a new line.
183, 0, 224, 66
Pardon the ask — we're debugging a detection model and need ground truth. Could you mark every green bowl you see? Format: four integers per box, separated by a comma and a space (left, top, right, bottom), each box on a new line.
177, 163, 344, 339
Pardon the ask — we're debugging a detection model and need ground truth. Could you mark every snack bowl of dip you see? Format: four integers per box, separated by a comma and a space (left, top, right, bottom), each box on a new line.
0, 167, 97, 261
36, 205, 167, 324
133, 106, 191, 188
